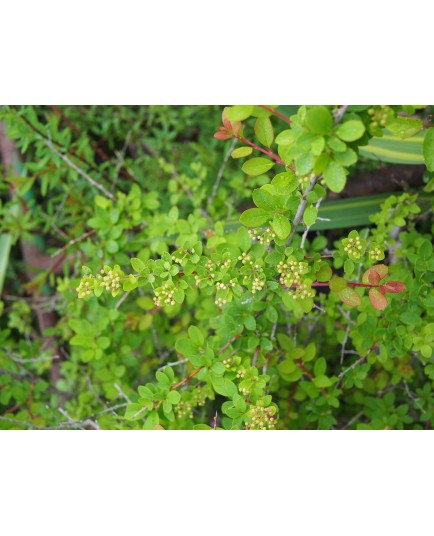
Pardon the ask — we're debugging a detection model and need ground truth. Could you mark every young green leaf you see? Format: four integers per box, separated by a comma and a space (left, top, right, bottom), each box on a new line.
231, 146, 253, 159
305, 106, 333, 135
323, 160, 347, 193
329, 275, 347, 292
423, 127, 434, 171
303, 205, 318, 227
242, 157, 275, 176
240, 208, 269, 227
336, 120, 365, 142
272, 214, 291, 239
387, 117, 423, 139
228, 105, 254, 122
254, 117, 274, 148
131, 257, 146, 273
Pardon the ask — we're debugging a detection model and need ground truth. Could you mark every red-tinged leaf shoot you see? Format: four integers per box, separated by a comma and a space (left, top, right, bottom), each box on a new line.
367, 270, 381, 285
369, 288, 388, 310
362, 264, 388, 284
214, 130, 232, 140
383, 281, 406, 294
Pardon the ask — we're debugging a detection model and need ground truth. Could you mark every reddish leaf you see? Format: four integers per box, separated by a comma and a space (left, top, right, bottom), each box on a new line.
373, 264, 388, 279
339, 287, 361, 307
214, 130, 232, 140
379, 285, 386, 294
223, 117, 232, 130
362, 264, 388, 284
232, 120, 242, 137
368, 270, 381, 285
369, 288, 388, 310
383, 281, 406, 294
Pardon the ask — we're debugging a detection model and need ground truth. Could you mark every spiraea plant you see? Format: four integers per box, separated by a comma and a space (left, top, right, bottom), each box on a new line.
1, 105, 433, 430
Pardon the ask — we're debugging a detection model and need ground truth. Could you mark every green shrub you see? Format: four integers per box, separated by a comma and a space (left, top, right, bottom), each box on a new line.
0, 104, 433, 429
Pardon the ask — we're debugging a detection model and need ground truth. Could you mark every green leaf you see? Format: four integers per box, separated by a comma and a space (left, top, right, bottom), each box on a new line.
211, 362, 226, 375
423, 128, 434, 171
188, 325, 204, 347
271, 214, 291, 239
138, 386, 153, 400
156, 371, 171, 386
97, 336, 110, 350
252, 188, 279, 211
275, 129, 294, 145
336, 120, 365, 142
327, 136, 347, 152
387, 117, 423, 139
240, 208, 269, 227
333, 148, 358, 166
254, 117, 274, 148
303, 205, 318, 227
316, 263, 332, 282
324, 161, 347, 193
228, 105, 254, 121
344, 259, 354, 274
131, 257, 146, 273
329, 275, 347, 292
167, 391, 181, 404
144, 411, 159, 429
242, 157, 275, 176
175, 338, 198, 356
277, 358, 297, 375
271, 172, 299, 194
314, 357, 327, 377
339, 287, 361, 307
305, 106, 333, 135
123, 274, 138, 291
106, 240, 119, 253
418, 240, 433, 260
313, 375, 332, 388
125, 403, 145, 421
231, 146, 253, 159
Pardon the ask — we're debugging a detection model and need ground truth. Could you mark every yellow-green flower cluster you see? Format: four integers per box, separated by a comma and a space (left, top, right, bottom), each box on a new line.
288, 280, 315, 300
369, 244, 384, 261
76, 278, 93, 298
342, 232, 366, 260
277, 257, 309, 287
175, 400, 193, 419
153, 282, 176, 307
238, 252, 254, 265
76, 265, 125, 299
368, 105, 390, 129
192, 387, 207, 407
97, 268, 122, 293
248, 227, 276, 245
246, 405, 277, 430
296, 171, 316, 189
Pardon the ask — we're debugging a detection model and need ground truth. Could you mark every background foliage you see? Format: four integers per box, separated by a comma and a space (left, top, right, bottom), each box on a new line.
0, 104, 433, 430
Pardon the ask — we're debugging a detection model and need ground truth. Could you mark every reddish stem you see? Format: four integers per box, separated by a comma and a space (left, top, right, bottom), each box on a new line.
236, 135, 296, 172
170, 367, 202, 391
304, 255, 334, 260
311, 282, 377, 289
257, 105, 292, 125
